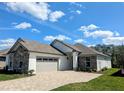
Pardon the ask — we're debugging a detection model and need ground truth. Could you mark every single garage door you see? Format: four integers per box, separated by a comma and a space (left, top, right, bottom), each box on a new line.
36, 56, 59, 72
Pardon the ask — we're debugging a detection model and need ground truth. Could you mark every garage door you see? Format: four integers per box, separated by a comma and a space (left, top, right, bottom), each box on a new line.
36, 56, 59, 72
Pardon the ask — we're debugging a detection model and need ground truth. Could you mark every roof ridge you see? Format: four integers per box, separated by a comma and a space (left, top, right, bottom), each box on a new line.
22, 38, 50, 46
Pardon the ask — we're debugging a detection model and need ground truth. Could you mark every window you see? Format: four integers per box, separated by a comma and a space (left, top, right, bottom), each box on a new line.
36, 56, 58, 62
86, 57, 90, 62
49, 58, 53, 61
19, 62, 23, 68
85, 57, 91, 67
0, 57, 6, 61
54, 58, 58, 62
36, 58, 43, 62
43, 58, 48, 61
86, 62, 90, 67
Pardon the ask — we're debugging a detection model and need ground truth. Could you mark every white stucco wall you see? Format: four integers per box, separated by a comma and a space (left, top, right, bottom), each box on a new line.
5, 54, 13, 70
28, 52, 70, 73
5, 54, 9, 67
97, 55, 111, 71
28, 56, 36, 73
73, 52, 78, 70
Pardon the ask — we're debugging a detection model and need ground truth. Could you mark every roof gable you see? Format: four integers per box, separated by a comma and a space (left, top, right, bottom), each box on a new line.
0, 49, 9, 56
7, 38, 27, 54
8, 38, 63, 55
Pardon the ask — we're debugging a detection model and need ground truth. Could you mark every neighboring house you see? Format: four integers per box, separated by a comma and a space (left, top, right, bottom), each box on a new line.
0, 49, 9, 69
5, 38, 111, 74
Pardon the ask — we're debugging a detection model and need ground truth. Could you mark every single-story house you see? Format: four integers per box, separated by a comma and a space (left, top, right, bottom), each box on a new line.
5, 38, 111, 74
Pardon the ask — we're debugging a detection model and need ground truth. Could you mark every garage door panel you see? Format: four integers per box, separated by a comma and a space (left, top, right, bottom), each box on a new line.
36, 56, 59, 72
36, 62, 58, 72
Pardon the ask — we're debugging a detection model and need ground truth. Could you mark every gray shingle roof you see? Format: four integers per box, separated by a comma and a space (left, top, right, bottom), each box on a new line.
0, 49, 9, 56
74, 43, 109, 57
52, 39, 81, 52
7, 38, 109, 57
19, 39, 63, 55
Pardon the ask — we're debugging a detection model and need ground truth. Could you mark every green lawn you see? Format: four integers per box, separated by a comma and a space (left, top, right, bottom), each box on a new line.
53, 68, 124, 91
0, 71, 28, 81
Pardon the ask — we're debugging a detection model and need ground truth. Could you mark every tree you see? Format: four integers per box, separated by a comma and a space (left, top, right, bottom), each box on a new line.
116, 45, 124, 71
92, 44, 124, 68
111, 46, 118, 68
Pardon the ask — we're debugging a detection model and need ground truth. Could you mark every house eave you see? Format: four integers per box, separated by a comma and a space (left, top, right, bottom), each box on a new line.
29, 50, 65, 56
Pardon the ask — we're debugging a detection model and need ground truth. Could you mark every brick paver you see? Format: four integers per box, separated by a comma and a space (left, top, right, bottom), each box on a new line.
0, 71, 101, 91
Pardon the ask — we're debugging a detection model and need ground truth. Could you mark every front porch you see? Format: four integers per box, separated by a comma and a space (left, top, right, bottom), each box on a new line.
67, 51, 97, 72
78, 55, 97, 72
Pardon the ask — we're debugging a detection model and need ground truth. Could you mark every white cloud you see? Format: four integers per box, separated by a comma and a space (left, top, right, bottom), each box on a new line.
84, 30, 114, 38
49, 11, 65, 22
70, 10, 82, 15
79, 24, 99, 31
31, 28, 40, 33
78, 24, 122, 45
6, 2, 65, 22
6, 2, 50, 21
103, 37, 124, 45
0, 38, 16, 50
76, 10, 82, 14
74, 39, 85, 43
11, 22, 17, 25
79, 24, 121, 40
87, 44, 96, 47
14, 22, 32, 29
70, 2, 83, 7
115, 31, 120, 36
44, 34, 71, 41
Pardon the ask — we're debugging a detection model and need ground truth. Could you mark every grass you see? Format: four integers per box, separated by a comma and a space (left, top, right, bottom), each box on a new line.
0, 70, 28, 81
53, 68, 124, 91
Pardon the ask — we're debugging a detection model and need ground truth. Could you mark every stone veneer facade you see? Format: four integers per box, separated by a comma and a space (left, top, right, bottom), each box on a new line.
78, 55, 97, 71
9, 46, 29, 73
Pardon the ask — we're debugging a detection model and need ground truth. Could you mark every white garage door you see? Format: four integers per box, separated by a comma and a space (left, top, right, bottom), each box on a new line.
36, 56, 59, 72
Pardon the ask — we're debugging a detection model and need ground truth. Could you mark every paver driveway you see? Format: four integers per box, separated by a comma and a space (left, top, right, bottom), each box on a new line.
0, 71, 101, 91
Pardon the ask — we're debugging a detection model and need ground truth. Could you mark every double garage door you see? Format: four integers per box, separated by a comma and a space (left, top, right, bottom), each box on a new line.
36, 56, 59, 72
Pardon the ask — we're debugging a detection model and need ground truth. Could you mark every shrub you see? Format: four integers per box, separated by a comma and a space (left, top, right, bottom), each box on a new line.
85, 68, 92, 72
78, 68, 97, 72
28, 70, 34, 76
92, 69, 97, 72
87, 68, 97, 72
101, 67, 108, 72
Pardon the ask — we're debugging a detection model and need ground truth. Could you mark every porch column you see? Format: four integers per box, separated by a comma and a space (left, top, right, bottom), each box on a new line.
73, 52, 78, 70
28, 53, 36, 74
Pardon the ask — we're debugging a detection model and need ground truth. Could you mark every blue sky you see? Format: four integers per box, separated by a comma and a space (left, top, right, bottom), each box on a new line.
0, 2, 124, 50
